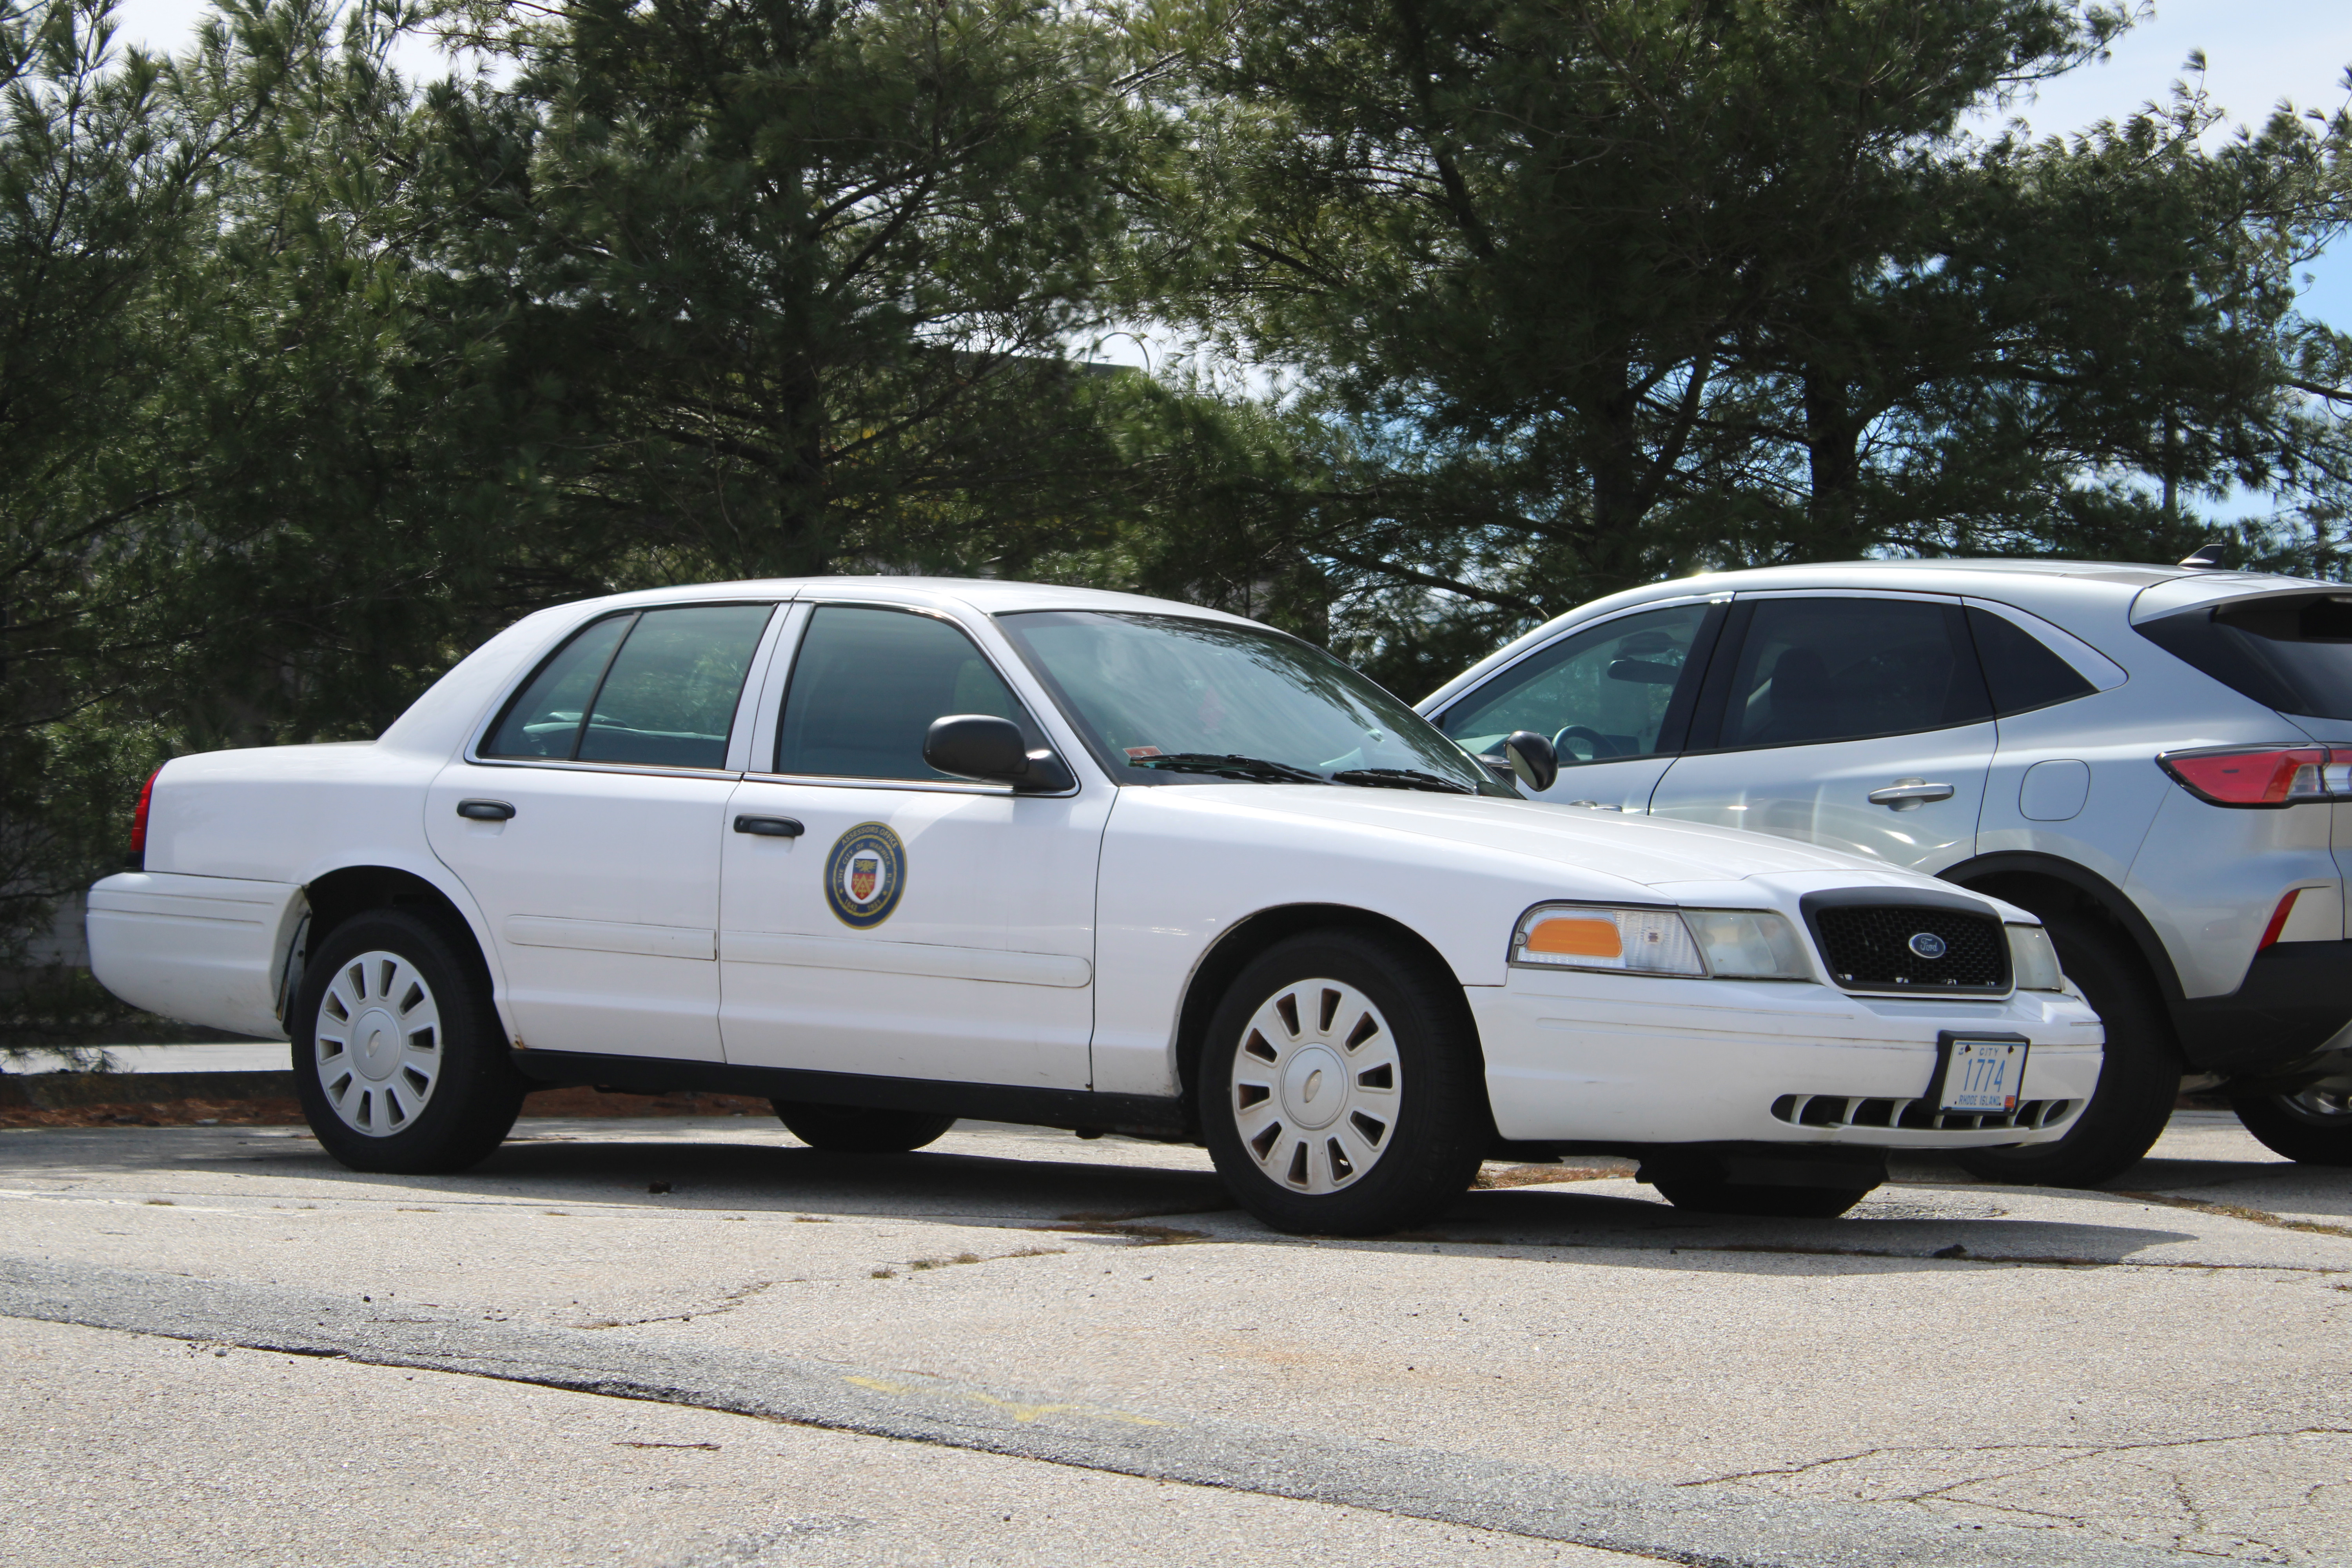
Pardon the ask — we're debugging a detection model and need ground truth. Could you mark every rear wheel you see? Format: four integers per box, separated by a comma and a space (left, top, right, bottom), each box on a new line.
1956, 913, 2180, 1188
292, 910, 524, 1174
1198, 931, 1488, 1236
773, 1102, 956, 1152
2230, 1088, 2352, 1166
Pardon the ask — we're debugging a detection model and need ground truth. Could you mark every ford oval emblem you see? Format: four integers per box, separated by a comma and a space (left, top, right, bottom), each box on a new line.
1907, 931, 1949, 961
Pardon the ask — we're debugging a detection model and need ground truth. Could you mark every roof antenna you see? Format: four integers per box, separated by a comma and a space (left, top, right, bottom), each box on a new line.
2177, 540, 2230, 570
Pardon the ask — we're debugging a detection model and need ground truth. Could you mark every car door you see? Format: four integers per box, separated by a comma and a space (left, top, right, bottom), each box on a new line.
426, 601, 782, 1060
1646, 593, 1995, 873
1427, 600, 1724, 811
717, 600, 1107, 1090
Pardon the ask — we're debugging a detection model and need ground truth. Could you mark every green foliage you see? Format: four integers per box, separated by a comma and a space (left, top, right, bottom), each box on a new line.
2, 0, 2350, 981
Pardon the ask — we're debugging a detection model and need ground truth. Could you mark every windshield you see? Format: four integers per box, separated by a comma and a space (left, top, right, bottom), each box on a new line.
996, 610, 1512, 795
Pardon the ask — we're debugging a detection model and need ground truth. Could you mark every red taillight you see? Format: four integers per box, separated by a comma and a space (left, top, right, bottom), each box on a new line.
129, 768, 160, 860
2158, 746, 2339, 806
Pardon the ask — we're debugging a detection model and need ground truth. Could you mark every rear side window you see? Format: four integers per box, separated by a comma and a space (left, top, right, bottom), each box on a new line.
777, 605, 1035, 781
483, 604, 773, 768
2137, 594, 2352, 720
1436, 604, 1712, 766
1966, 608, 2096, 716
1711, 598, 1991, 749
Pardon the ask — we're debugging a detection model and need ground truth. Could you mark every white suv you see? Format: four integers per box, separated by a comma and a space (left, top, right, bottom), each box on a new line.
1417, 559, 2352, 1185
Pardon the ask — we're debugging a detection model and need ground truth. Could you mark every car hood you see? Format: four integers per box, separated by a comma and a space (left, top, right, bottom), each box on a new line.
1147, 785, 1954, 894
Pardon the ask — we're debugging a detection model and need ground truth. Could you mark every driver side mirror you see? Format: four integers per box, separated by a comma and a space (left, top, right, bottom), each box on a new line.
1503, 730, 1558, 794
924, 714, 1074, 792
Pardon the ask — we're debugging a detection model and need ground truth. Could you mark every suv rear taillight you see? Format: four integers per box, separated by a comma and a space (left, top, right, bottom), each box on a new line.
2158, 746, 2352, 806
128, 768, 160, 867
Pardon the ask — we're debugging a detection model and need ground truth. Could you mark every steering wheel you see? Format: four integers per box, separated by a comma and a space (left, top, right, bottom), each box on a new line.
1553, 725, 1612, 764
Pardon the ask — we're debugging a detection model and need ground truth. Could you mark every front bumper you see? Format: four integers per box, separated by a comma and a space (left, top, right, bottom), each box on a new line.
1470, 970, 2103, 1148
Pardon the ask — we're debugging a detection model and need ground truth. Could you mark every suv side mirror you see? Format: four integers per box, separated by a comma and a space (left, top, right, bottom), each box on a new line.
1503, 730, 1558, 793
924, 714, 1074, 792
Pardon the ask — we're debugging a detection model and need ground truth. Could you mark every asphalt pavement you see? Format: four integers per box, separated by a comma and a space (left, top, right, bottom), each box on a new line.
2, 1108, 2346, 1567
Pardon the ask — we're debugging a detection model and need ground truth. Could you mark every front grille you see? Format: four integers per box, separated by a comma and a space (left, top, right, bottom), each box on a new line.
1810, 905, 2008, 993
1769, 1092, 2078, 1134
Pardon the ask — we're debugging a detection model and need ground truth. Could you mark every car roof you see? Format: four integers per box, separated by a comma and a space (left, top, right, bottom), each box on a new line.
571, 575, 1266, 626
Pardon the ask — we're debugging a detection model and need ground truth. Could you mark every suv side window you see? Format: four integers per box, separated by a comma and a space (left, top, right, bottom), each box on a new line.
483, 604, 774, 769
1966, 607, 2096, 715
1437, 604, 1714, 765
1708, 598, 1991, 749
777, 605, 1038, 781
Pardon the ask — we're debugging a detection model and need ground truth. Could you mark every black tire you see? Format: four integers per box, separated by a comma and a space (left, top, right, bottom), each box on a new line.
1197, 930, 1488, 1236
773, 1102, 957, 1152
2229, 1090, 2352, 1166
291, 909, 524, 1174
1955, 913, 2181, 1188
1649, 1177, 1869, 1218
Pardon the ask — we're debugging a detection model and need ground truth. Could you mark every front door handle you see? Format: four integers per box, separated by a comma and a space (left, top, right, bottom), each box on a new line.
456, 799, 515, 821
1866, 779, 1955, 811
733, 815, 805, 838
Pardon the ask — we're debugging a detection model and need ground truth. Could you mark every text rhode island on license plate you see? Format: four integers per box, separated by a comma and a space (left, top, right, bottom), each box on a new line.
1941, 1039, 2026, 1113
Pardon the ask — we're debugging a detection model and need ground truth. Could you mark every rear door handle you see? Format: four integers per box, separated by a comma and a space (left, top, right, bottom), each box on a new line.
1866, 779, 1955, 810
456, 799, 516, 821
733, 815, 805, 838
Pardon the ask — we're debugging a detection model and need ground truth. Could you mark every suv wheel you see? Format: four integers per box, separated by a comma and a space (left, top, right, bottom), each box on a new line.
1198, 931, 1488, 1236
2229, 1088, 2352, 1166
1956, 913, 2181, 1188
292, 910, 525, 1174
773, 1102, 956, 1152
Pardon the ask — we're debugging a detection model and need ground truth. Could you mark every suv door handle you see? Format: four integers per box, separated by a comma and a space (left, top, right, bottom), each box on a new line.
456, 799, 516, 821
1866, 779, 1955, 810
733, 815, 805, 838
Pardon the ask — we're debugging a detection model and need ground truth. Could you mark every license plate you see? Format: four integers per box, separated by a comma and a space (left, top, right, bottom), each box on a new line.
1941, 1039, 2026, 1113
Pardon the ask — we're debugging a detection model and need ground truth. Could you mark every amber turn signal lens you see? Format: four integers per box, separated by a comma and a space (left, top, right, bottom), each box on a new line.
1524, 916, 1623, 958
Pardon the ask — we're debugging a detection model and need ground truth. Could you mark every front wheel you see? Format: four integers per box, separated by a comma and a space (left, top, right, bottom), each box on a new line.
773, 1102, 957, 1152
2230, 1088, 2352, 1166
291, 909, 524, 1174
1198, 931, 1488, 1236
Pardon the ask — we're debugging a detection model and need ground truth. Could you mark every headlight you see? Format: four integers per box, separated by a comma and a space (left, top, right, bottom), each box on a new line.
1511, 905, 1810, 980
1683, 909, 1813, 980
2007, 924, 2065, 991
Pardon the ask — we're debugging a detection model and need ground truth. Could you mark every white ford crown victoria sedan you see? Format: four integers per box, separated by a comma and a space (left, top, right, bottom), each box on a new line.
85, 579, 2102, 1233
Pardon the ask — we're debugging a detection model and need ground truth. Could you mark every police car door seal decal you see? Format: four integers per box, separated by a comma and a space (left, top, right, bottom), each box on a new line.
825, 822, 908, 929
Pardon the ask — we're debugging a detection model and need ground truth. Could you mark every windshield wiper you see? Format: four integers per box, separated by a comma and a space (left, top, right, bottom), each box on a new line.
1328, 767, 1474, 795
1130, 753, 1329, 784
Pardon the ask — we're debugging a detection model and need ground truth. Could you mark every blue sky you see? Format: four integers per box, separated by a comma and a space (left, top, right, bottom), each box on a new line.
102, 0, 2352, 331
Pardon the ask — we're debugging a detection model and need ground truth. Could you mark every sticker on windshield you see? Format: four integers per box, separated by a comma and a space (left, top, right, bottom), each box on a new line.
824, 822, 907, 929
1124, 746, 1163, 759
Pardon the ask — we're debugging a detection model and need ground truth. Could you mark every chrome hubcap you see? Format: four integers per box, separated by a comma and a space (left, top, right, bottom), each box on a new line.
314, 951, 442, 1137
1229, 978, 1402, 1194
2279, 1087, 2352, 1125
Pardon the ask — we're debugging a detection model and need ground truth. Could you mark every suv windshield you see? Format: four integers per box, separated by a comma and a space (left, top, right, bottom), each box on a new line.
2137, 594, 2352, 720
996, 610, 1512, 795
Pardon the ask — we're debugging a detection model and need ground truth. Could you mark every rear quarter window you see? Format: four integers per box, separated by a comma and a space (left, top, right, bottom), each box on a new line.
2136, 594, 2352, 720
1966, 608, 2097, 715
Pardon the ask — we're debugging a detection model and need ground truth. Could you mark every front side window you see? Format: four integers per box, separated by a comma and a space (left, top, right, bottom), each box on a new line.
1436, 604, 1712, 766
1712, 598, 1991, 750
776, 605, 1036, 782
482, 604, 773, 769
998, 610, 1510, 795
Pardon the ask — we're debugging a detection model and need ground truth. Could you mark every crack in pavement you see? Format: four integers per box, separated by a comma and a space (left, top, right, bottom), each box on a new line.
0, 1252, 2209, 1568
1679, 1427, 2352, 1489
2111, 1190, 2352, 1243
